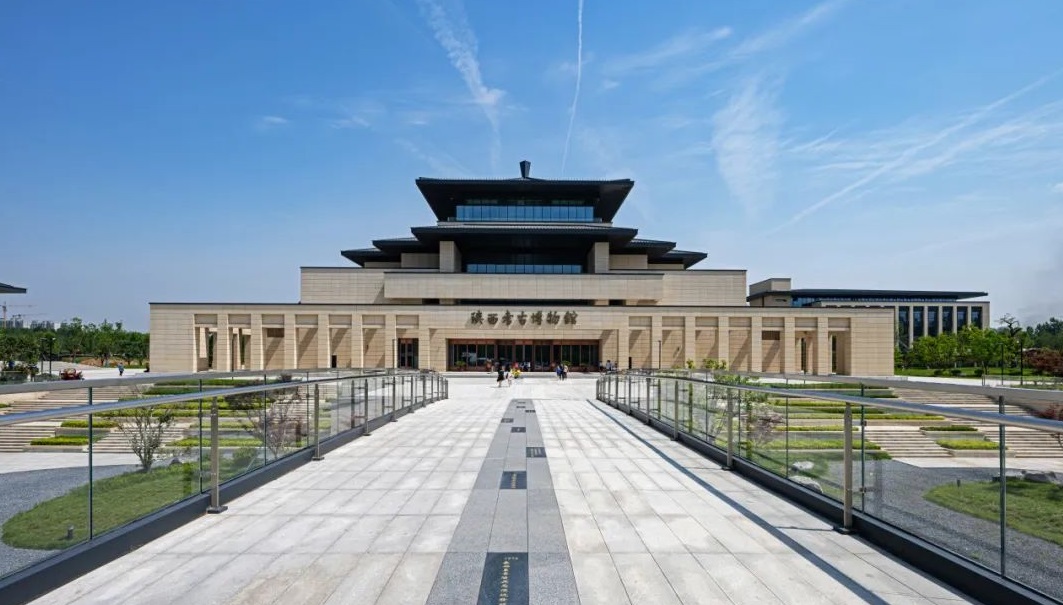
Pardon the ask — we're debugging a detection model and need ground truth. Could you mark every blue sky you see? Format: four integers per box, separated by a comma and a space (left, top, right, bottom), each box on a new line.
2, 0, 1062, 331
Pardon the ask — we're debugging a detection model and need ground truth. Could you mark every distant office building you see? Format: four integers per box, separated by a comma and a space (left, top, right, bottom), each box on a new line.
151, 162, 899, 375
747, 278, 989, 349
30, 320, 57, 330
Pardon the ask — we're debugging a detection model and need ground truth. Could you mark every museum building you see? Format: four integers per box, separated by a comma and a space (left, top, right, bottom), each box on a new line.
149, 161, 898, 375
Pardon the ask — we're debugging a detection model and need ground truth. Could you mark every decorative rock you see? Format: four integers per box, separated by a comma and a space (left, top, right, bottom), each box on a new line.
790, 475, 823, 494
991, 469, 1025, 482
1023, 470, 1063, 486
790, 461, 815, 473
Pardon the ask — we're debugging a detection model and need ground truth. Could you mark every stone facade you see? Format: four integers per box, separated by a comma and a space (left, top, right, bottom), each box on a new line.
149, 165, 897, 376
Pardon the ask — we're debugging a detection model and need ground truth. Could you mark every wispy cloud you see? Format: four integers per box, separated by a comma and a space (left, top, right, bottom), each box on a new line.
605, 27, 732, 75
417, 0, 505, 169
395, 138, 474, 177
626, 1, 844, 90
711, 77, 782, 217
774, 71, 1063, 231
1054, 182, 1063, 194
255, 115, 289, 131
560, 0, 585, 176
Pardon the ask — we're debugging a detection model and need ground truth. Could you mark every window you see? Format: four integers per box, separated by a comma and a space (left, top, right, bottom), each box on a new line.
942, 307, 953, 333
928, 306, 938, 337
971, 307, 983, 328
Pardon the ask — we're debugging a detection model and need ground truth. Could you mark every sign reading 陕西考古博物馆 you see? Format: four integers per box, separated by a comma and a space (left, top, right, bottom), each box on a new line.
470, 310, 577, 326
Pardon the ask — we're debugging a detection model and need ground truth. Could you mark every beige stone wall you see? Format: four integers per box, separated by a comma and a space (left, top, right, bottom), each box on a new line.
609, 254, 648, 270
661, 271, 746, 306
401, 253, 440, 269
383, 272, 665, 302
150, 303, 896, 376
301, 268, 387, 304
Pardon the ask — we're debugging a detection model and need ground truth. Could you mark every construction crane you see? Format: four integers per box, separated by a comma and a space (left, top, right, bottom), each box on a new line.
1, 302, 35, 325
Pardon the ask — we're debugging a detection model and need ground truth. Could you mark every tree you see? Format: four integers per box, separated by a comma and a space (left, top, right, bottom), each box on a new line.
119, 406, 176, 471
226, 389, 306, 458
1027, 350, 1063, 378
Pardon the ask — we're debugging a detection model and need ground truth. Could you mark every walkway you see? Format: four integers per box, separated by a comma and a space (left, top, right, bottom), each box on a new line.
30, 377, 976, 604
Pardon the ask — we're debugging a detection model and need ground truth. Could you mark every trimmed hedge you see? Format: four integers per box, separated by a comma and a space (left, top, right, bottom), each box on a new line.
60, 420, 119, 429
31, 436, 104, 446
919, 425, 977, 432
936, 439, 1000, 450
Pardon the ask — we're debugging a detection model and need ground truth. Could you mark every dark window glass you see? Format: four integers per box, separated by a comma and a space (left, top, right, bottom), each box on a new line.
957, 307, 968, 328
972, 307, 983, 328
942, 307, 953, 333
928, 307, 938, 337
913, 307, 924, 336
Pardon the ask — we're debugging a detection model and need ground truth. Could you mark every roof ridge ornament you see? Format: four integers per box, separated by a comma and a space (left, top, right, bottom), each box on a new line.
519, 160, 531, 179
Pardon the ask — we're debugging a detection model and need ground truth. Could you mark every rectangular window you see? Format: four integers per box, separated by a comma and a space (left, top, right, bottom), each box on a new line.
913, 307, 924, 336
928, 307, 938, 337
942, 307, 953, 333
972, 307, 983, 328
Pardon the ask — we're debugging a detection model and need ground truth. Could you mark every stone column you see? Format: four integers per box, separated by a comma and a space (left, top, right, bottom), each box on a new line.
418, 326, 431, 369
717, 317, 730, 368
216, 314, 231, 372
783, 316, 797, 374
385, 314, 397, 368
350, 314, 363, 368
650, 316, 662, 370
815, 317, 831, 376
233, 328, 243, 370
683, 316, 696, 366
318, 314, 331, 369
750, 317, 763, 373
908, 306, 915, 348
617, 328, 629, 370
283, 314, 296, 370
250, 315, 264, 371
951, 304, 958, 333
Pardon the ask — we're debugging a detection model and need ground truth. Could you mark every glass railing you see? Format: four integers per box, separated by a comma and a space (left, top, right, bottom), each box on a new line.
0, 368, 448, 581
597, 370, 1063, 602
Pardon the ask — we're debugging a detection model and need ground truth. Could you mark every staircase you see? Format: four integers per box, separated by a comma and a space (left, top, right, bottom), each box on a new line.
0, 423, 60, 452
981, 428, 1063, 458
892, 388, 1028, 415
2, 384, 155, 415
862, 426, 951, 458
88, 424, 190, 454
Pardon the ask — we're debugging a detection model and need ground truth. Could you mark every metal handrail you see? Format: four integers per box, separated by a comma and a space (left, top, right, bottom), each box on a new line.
0, 367, 387, 396
0, 369, 429, 427
638, 369, 1063, 406
629, 371, 1063, 434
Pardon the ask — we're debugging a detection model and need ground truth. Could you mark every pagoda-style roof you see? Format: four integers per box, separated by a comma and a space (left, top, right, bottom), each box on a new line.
416, 177, 634, 222
0, 282, 26, 294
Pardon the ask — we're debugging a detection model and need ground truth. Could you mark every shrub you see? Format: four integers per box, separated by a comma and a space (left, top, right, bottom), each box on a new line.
60, 420, 119, 429
972, 368, 985, 377
932, 369, 944, 376
31, 436, 103, 446
949, 368, 963, 376
936, 439, 999, 450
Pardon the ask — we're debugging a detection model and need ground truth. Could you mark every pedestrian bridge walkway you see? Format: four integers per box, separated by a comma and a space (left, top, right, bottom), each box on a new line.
33, 377, 975, 605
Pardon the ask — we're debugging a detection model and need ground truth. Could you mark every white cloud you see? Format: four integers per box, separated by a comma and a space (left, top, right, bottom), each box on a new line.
560, 0, 585, 176
599, 79, 620, 92
417, 0, 505, 169
710, 77, 782, 217
255, 115, 288, 130
1053, 181, 1063, 194
605, 27, 732, 75
774, 71, 1063, 231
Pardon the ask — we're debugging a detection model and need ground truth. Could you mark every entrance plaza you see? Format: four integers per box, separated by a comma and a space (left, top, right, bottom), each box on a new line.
149, 162, 899, 376
30, 377, 974, 605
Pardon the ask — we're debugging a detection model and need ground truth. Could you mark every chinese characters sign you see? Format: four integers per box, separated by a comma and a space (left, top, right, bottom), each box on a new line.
470, 310, 577, 326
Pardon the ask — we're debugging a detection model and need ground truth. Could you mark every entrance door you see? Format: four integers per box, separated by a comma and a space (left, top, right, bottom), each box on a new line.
534, 344, 552, 371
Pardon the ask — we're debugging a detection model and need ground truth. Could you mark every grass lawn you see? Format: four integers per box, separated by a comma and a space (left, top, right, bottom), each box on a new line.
925, 480, 1063, 546
762, 438, 882, 450
897, 367, 1047, 378
171, 437, 265, 448
1, 464, 197, 550
935, 439, 999, 450
30, 435, 104, 446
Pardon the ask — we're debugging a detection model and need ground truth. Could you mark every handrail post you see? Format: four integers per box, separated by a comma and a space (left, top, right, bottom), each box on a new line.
88, 386, 94, 537
312, 384, 323, 461
207, 397, 227, 513
724, 388, 734, 470
363, 379, 371, 436
999, 394, 1007, 577
839, 402, 853, 533
390, 377, 397, 421
673, 380, 680, 440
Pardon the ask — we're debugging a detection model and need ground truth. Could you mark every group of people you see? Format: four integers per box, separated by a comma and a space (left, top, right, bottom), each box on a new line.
598, 360, 618, 374
554, 364, 569, 381
495, 363, 523, 387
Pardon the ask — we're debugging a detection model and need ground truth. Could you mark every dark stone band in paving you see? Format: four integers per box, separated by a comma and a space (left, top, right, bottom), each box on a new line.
426, 399, 578, 605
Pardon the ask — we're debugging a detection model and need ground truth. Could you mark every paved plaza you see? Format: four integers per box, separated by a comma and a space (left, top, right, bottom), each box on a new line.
30, 376, 977, 604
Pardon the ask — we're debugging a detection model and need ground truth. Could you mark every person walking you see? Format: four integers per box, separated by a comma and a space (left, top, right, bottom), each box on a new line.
117, 362, 125, 377
497, 367, 505, 388
555, 364, 562, 381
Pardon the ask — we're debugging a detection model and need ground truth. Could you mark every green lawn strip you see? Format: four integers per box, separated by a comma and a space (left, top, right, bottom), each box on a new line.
171, 437, 264, 448
935, 439, 999, 450
920, 425, 977, 432
762, 438, 882, 450
59, 420, 119, 429
1, 464, 198, 550
30, 436, 104, 446
788, 413, 944, 420
781, 425, 857, 432
925, 480, 1063, 547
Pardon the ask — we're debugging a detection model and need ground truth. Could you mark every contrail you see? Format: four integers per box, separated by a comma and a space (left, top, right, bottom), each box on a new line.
560, 0, 584, 176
